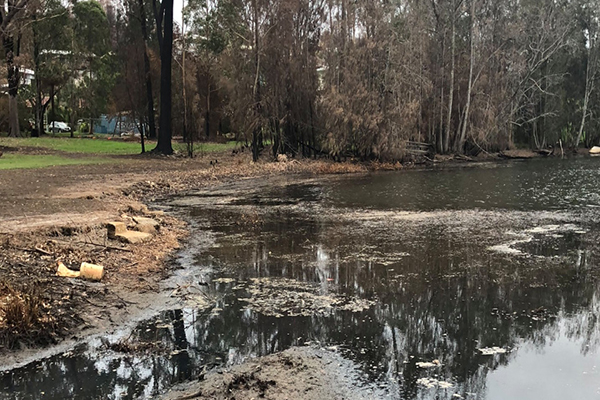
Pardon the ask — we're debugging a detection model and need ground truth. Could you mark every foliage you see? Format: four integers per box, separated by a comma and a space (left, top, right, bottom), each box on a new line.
71, 1, 116, 122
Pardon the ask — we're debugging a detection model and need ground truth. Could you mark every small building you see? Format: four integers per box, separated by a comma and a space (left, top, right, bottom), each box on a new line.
93, 113, 141, 135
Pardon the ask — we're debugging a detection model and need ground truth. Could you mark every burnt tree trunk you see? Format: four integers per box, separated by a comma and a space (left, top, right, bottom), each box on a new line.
50, 84, 55, 124
32, 13, 42, 137
205, 79, 210, 139
153, 0, 174, 155
251, 0, 261, 162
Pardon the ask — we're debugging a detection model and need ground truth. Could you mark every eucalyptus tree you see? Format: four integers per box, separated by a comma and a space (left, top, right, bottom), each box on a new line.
184, 0, 235, 141
574, 0, 600, 149
2, 0, 32, 137
72, 0, 115, 134
114, 0, 159, 151
29, 0, 71, 136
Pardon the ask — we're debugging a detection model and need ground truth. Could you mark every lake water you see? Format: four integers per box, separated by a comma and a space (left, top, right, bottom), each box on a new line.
2, 158, 600, 399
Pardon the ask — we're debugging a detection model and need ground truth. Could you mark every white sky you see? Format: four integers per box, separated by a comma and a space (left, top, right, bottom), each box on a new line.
174, 0, 184, 29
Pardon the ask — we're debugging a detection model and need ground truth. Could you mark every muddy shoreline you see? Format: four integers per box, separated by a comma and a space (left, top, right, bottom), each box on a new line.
0, 206, 188, 368
157, 346, 390, 400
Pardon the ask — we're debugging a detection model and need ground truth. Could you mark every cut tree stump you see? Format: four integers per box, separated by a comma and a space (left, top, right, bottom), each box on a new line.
106, 221, 127, 239
116, 230, 153, 244
133, 216, 160, 234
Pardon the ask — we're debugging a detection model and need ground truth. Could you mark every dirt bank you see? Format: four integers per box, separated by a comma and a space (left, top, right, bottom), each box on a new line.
157, 347, 388, 400
0, 207, 186, 363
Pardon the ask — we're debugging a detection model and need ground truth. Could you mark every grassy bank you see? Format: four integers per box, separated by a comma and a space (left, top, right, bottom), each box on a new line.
0, 154, 113, 170
1, 137, 240, 155
0, 137, 242, 170
1, 137, 145, 155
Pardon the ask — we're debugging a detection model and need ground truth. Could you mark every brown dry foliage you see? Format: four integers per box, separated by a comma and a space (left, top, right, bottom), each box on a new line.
0, 280, 58, 349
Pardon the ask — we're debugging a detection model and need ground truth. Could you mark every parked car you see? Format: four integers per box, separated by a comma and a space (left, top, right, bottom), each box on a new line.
48, 121, 71, 133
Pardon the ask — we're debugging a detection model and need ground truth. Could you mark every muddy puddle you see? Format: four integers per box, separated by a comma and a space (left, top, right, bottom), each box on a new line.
2, 158, 600, 399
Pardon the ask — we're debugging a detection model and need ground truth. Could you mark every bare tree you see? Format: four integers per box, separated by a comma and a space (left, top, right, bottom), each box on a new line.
575, 0, 599, 149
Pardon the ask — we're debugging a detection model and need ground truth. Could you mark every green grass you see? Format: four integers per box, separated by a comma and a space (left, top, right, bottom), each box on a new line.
0, 153, 113, 170
1, 136, 144, 155
1, 136, 242, 156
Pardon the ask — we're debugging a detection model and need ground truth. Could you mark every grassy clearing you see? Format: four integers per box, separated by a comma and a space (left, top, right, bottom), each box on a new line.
0, 137, 144, 155
1, 137, 241, 155
0, 154, 113, 170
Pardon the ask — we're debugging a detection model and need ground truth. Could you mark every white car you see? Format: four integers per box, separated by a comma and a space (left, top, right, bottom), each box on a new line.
49, 121, 71, 133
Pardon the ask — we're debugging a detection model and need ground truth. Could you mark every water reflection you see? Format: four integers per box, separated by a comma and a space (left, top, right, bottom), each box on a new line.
324, 158, 600, 211
2, 158, 600, 399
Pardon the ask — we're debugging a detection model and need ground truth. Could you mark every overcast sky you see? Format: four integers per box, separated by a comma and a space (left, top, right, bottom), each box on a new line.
174, 0, 184, 28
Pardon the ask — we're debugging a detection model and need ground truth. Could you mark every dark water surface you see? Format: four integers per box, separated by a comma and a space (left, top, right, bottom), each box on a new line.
2, 157, 600, 399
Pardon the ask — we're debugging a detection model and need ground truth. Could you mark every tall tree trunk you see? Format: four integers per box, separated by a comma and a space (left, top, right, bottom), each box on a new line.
251, 0, 261, 162
444, 1, 456, 154
457, 0, 475, 153
438, 36, 445, 154
181, 7, 191, 156
205, 80, 210, 139
576, 83, 591, 150
32, 13, 42, 137
50, 84, 55, 124
4, 36, 21, 137
154, 0, 174, 155
139, 0, 157, 140
35, 78, 43, 137
576, 36, 595, 149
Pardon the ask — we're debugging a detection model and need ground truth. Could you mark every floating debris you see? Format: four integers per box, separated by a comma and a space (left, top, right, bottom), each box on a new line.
417, 377, 453, 389
525, 224, 581, 234
487, 244, 523, 255
478, 347, 508, 355
237, 278, 375, 317
347, 251, 409, 266
213, 277, 236, 284
416, 359, 442, 368
491, 224, 587, 256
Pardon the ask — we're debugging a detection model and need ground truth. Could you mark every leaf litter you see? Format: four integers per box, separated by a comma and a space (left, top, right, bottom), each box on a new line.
237, 277, 375, 317
416, 359, 442, 368
478, 346, 508, 355
417, 377, 454, 389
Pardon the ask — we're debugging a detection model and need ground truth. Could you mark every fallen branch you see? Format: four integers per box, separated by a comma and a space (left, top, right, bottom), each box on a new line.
34, 247, 53, 256
77, 241, 133, 253
454, 154, 473, 162
12, 246, 53, 255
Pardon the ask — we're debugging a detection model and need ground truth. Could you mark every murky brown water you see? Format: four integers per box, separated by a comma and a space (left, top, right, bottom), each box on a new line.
2, 158, 600, 399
